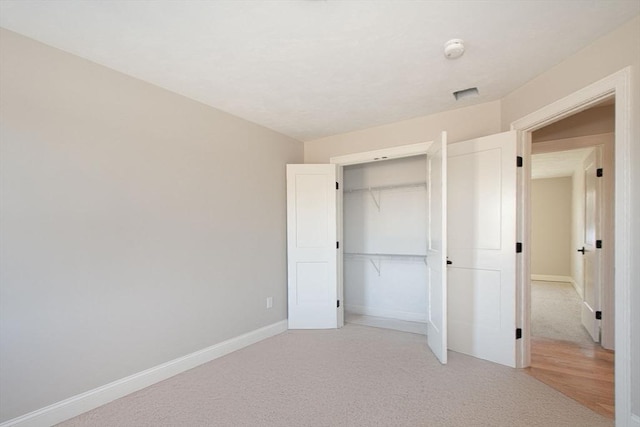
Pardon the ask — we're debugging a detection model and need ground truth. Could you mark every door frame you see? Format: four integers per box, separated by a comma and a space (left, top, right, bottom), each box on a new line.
330, 142, 431, 166
511, 67, 632, 422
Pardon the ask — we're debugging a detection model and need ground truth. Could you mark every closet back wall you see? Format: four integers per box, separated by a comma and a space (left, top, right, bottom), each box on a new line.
343, 156, 428, 323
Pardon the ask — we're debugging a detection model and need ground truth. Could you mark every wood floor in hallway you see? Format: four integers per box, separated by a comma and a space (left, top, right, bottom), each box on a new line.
527, 336, 614, 419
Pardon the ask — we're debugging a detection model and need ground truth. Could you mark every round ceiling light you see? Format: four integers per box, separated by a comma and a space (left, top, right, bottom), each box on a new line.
444, 39, 465, 59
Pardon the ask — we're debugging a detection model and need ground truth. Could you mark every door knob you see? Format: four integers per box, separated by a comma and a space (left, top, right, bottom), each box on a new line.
577, 247, 586, 254
447, 259, 453, 265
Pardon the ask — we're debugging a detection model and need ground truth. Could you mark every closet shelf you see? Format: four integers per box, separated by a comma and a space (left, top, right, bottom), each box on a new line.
343, 182, 427, 194
344, 252, 427, 276
343, 182, 426, 211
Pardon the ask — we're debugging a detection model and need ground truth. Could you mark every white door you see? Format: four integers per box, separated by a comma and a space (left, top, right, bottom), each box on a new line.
447, 131, 517, 367
580, 149, 601, 342
426, 132, 448, 364
286, 164, 340, 329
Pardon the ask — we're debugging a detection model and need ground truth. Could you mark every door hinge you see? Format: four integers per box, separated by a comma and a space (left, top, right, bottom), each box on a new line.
337, 300, 340, 308
595, 311, 602, 320
596, 240, 602, 249
336, 241, 339, 249
516, 328, 522, 339
596, 168, 603, 177
516, 242, 522, 253
517, 156, 523, 168
336, 182, 339, 190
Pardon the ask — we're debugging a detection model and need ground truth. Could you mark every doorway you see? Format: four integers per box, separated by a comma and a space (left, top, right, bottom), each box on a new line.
523, 99, 616, 418
530, 147, 598, 348
528, 145, 615, 417
528, 100, 615, 349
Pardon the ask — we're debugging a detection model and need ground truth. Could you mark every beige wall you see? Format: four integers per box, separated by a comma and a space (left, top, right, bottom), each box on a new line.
2, 12, 639, 424
531, 178, 573, 277
303, 101, 501, 163
532, 105, 614, 143
500, 16, 639, 130
0, 29, 302, 422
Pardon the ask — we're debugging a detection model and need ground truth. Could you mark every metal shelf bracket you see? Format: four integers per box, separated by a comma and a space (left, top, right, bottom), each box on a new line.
368, 258, 381, 276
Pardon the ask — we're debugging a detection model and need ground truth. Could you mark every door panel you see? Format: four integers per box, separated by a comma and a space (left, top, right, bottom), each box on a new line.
448, 131, 517, 368
448, 148, 503, 250
296, 262, 331, 304
581, 149, 601, 342
287, 164, 339, 329
295, 174, 330, 247
426, 131, 447, 364
448, 268, 501, 328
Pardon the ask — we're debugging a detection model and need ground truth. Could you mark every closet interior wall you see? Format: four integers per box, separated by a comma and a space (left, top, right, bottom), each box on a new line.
343, 155, 428, 333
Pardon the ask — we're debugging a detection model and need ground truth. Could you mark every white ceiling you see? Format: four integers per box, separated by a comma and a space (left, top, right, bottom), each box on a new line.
1, 1, 638, 141
531, 148, 593, 180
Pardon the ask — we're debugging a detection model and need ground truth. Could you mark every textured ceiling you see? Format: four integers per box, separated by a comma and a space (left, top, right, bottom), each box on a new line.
531, 148, 593, 180
1, 1, 638, 141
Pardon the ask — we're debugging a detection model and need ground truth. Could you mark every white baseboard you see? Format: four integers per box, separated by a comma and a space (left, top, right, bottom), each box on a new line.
1, 320, 288, 427
531, 274, 583, 299
345, 304, 427, 323
346, 312, 427, 335
531, 274, 573, 283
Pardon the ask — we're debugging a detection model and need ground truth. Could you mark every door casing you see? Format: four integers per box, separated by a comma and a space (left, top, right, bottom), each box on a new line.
330, 141, 432, 330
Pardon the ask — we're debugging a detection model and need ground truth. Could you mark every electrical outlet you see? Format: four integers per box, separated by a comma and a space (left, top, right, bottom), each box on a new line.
266, 297, 273, 309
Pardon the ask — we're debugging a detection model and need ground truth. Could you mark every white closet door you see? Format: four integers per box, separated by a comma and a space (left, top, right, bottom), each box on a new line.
426, 131, 448, 364
286, 164, 339, 329
447, 131, 517, 368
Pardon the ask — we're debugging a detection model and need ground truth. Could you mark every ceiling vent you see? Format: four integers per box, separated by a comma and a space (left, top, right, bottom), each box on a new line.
453, 87, 479, 101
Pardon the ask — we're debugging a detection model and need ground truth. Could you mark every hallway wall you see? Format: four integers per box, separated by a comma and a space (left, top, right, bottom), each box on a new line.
531, 177, 573, 278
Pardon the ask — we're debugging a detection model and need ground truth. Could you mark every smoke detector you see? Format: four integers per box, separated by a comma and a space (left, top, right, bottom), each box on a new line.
444, 39, 465, 59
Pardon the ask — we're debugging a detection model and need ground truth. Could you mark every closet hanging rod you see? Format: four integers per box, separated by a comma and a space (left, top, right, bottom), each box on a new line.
343, 182, 427, 194
344, 252, 427, 260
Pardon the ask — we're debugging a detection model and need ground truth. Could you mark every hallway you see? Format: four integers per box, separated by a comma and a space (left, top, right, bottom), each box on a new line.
527, 337, 614, 419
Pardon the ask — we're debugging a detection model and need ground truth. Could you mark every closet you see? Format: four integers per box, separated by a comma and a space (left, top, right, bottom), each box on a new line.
287, 131, 516, 367
342, 155, 428, 334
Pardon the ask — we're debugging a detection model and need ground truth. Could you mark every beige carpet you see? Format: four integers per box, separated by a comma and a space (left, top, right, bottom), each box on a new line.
59, 324, 611, 427
531, 280, 595, 347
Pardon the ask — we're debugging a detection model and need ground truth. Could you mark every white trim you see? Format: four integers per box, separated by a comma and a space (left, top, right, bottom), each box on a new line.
516, 130, 531, 368
346, 313, 428, 335
531, 274, 574, 283
511, 67, 633, 425
337, 165, 344, 328
329, 142, 430, 166
510, 71, 622, 132
531, 275, 582, 299
0, 320, 288, 427
345, 304, 427, 323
